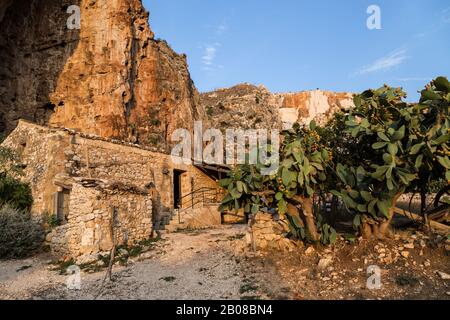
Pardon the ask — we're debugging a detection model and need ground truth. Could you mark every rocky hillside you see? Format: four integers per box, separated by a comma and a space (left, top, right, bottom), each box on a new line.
200, 84, 354, 131
0, 0, 204, 149
200, 84, 283, 130
0, 0, 353, 149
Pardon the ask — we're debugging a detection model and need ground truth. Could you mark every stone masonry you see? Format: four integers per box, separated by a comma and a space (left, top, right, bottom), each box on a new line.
2, 120, 218, 258
48, 179, 152, 258
247, 213, 298, 252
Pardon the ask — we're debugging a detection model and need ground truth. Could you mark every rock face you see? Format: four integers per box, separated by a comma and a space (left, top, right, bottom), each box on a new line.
0, 0, 204, 148
200, 84, 353, 131
281, 90, 354, 126
1, 0, 351, 149
200, 84, 282, 130
0, 0, 81, 136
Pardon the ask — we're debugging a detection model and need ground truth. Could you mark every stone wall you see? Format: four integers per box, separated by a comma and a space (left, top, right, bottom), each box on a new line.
1, 121, 72, 216
2, 120, 220, 258
3, 120, 217, 215
247, 213, 297, 252
223, 209, 246, 224
47, 181, 152, 258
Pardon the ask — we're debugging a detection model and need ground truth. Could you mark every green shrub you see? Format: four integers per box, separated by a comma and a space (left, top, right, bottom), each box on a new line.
0, 176, 33, 210
0, 146, 33, 210
43, 211, 59, 229
0, 204, 44, 259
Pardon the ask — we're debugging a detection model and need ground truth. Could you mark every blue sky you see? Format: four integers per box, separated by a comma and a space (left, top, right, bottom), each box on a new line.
144, 0, 450, 101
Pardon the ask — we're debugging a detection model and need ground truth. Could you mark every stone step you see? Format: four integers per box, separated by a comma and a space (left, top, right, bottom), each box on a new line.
165, 222, 186, 233
164, 204, 222, 232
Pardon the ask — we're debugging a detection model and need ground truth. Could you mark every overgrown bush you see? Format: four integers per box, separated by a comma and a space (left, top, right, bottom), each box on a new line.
0, 146, 33, 210
0, 175, 33, 210
0, 204, 44, 259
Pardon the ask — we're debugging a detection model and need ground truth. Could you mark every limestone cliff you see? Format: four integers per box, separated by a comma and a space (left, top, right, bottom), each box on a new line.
200, 84, 353, 131
0, 0, 204, 149
0, 0, 80, 135
200, 83, 282, 130
0, 0, 351, 148
281, 90, 354, 127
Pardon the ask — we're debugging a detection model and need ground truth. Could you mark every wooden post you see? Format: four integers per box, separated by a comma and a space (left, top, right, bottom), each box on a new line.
95, 207, 117, 299
106, 207, 116, 281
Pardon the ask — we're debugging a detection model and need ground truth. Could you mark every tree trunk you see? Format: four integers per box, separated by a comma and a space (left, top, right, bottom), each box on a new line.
330, 195, 338, 227
371, 224, 380, 239
419, 188, 432, 236
299, 197, 320, 242
287, 199, 319, 242
248, 214, 257, 252
95, 208, 117, 299
420, 188, 427, 216
286, 204, 305, 228
360, 194, 402, 240
106, 209, 116, 281
377, 194, 402, 240
361, 221, 372, 239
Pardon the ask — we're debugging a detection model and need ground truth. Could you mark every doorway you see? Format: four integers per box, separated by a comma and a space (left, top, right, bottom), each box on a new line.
173, 170, 184, 209
55, 187, 70, 225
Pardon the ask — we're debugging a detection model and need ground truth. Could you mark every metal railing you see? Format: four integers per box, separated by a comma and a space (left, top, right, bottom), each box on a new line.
175, 187, 225, 224
178, 187, 224, 209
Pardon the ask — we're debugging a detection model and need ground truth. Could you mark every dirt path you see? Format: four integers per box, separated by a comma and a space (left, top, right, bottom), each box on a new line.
0, 226, 251, 300
0, 226, 448, 300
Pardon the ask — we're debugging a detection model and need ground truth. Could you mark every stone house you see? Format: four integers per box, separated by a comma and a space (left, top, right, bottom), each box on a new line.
2, 120, 221, 259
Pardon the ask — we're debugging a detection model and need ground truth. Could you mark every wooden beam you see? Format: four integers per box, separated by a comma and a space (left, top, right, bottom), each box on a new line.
394, 207, 450, 234
195, 164, 230, 173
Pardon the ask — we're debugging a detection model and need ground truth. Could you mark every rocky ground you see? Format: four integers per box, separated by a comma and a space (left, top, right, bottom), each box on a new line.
242, 230, 450, 300
0, 225, 448, 300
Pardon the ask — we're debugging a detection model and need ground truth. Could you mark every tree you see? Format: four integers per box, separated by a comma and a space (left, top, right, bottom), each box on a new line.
407, 77, 450, 211
0, 204, 43, 259
220, 77, 449, 245
332, 77, 449, 239
220, 122, 337, 244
